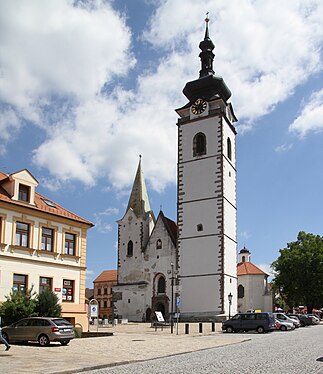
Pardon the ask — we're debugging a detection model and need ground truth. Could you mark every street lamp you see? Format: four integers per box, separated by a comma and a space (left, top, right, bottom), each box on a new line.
167, 263, 178, 334
228, 293, 233, 319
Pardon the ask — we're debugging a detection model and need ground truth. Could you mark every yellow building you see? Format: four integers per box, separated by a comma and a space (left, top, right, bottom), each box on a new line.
0, 169, 93, 330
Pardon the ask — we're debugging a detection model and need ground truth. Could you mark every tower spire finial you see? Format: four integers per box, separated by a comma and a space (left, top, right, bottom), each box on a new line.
205, 12, 210, 37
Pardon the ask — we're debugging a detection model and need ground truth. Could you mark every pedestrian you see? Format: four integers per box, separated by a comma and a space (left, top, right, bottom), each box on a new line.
0, 326, 10, 351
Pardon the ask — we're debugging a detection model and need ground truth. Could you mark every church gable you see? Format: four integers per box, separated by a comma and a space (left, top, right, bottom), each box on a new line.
145, 211, 176, 259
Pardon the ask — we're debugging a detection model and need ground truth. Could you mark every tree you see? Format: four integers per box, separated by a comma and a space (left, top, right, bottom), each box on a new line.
36, 288, 61, 317
272, 231, 323, 313
0, 287, 37, 325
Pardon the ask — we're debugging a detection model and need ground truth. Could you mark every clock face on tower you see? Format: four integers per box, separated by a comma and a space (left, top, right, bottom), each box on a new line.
191, 98, 208, 116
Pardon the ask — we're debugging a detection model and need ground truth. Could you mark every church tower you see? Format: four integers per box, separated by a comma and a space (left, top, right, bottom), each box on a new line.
116, 156, 155, 285
176, 16, 237, 320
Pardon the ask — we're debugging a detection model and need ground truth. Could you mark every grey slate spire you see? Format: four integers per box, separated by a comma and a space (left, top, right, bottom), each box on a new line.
126, 155, 151, 217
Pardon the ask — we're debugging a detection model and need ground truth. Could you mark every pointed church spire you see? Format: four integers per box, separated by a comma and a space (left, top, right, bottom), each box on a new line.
199, 12, 215, 78
126, 155, 151, 217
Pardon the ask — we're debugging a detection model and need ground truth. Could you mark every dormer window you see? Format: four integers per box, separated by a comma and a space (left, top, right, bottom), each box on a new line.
18, 184, 30, 202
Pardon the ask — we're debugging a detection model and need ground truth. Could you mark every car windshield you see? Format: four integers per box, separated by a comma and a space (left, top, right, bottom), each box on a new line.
52, 318, 72, 327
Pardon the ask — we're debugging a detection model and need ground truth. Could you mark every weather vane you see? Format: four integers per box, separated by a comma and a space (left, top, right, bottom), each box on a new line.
205, 11, 209, 22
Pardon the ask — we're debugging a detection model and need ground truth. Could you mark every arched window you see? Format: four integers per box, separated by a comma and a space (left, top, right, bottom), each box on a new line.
242, 256, 246, 263
127, 240, 133, 257
157, 276, 166, 294
227, 137, 232, 160
156, 239, 162, 249
193, 132, 206, 157
238, 285, 245, 299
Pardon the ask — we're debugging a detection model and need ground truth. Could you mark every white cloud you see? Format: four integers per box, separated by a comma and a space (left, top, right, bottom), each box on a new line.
289, 89, 323, 137
1, 0, 323, 191
256, 263, 274, 280
275, 143, 293, 153
240, 231, 251, 240
93, 207, 119, 233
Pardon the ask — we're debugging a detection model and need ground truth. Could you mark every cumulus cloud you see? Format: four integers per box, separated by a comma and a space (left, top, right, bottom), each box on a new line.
289, 89, 323, 137
1, 0, 323, 191
93, 207, 119, 233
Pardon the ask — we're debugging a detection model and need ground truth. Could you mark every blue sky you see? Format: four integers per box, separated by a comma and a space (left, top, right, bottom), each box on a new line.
1, 0, 323, 287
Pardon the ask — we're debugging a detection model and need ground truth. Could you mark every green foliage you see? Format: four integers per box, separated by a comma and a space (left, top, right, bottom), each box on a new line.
0, 287, 37, 326
272, 231, 323, 310
35, 288, 62, 317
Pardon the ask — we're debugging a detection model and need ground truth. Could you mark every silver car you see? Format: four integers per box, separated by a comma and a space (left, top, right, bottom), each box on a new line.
2, 317, 75, 346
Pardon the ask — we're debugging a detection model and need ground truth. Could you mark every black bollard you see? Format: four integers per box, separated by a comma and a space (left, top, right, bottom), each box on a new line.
185, 323, 189, 334
211, 322, 215, 332
199, 322, 203, 333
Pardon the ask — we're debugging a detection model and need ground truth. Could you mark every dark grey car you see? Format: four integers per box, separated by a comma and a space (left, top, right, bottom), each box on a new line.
2, 317, 75, 346
222, 312, 276, 333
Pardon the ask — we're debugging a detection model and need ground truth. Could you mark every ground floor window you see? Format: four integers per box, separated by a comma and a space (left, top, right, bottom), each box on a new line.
13, 273, 27, 293
62, 279, 74, 302
39, 277, 52, 293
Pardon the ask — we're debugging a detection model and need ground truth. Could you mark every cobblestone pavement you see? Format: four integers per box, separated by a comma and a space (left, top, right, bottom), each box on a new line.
0, 323, 246, 374
87, 324, 323, 374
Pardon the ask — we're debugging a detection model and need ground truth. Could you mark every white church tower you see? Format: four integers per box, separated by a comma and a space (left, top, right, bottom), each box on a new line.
176, 16, 238, 320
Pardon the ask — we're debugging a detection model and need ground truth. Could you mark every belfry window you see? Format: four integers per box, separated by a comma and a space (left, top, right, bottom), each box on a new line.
156, 239, 162, 249
127, 240, 133, 257
227, 137, 232, 160
193, 132, 206, 157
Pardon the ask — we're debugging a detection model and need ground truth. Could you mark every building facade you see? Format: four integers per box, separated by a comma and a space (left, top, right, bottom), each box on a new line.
113, 18, 238, 322
93, 270, 117, 321
113, 158, 177, 322
237, 247, 274, 313
175, 17, 237, 320
0, 169, 93, 330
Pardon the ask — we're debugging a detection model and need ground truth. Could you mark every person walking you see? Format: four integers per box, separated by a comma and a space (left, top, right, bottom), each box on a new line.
0, 326, 10, 351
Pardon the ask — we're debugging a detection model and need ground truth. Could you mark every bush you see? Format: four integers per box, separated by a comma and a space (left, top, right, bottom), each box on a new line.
0, 288, 37, 325
0, 287, 62, 325
36, 288, 61, 317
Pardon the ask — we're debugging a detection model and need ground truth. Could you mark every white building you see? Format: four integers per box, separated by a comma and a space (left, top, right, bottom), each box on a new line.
113, 158, 177, 322
175, 17, 237, 320
237, 247, 274, 313
0, 169, 93, 330
113, 18, 238, 322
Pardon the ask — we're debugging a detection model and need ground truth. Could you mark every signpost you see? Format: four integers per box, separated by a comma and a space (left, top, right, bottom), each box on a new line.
89, 299, 99, 332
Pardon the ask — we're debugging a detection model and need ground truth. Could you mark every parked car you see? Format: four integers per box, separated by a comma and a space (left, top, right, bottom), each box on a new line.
308, 314, 320, 325
222, 312, 275, 334
274, 319, 295, 331
2, 317, 75, 346
287, 314, 312, 327
274, 313, 300, 328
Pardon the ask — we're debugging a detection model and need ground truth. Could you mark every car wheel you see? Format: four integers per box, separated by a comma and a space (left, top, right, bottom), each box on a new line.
280, 325, 287, 331
226, 326, 234, 333
2, 332, 9, 343
257, 326, 265, 333
60, 340, 70, 346
38, 334, 50, 347
300, 321, 305, 327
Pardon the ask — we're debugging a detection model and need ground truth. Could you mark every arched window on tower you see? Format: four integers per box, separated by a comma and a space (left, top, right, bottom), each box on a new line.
157, 276, 166, 294
238, 285, 245, 299
156, 239, 162, 249
193, 132, 207, 157
127, 240, 133, 257
227, 137, 232, 160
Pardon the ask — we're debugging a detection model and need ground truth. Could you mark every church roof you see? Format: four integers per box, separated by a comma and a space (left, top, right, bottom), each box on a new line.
93, 270, 118, 283
0, 171, 93, 226
159, 211, 177, 247
126, 157, 152, 217
237, 262, 268, 276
